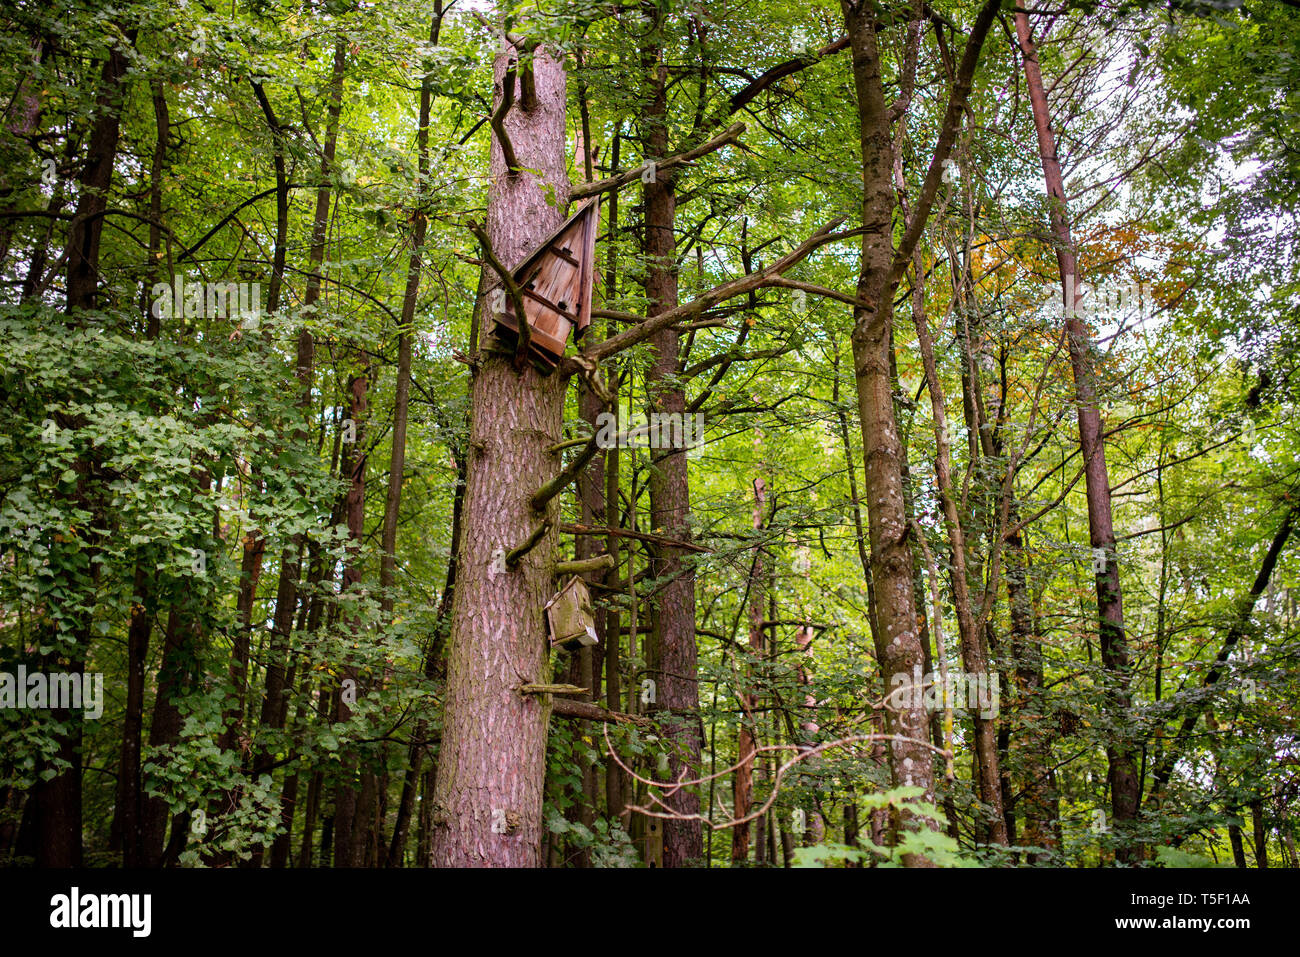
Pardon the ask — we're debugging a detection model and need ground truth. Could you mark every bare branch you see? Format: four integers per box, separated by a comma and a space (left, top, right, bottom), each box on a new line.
505, 519, 551, 567
531, 433, 604, 511
467, 220, 531, 368
554, 553, 616, 577
566, 217, 857, 369
570, 122, 746, 201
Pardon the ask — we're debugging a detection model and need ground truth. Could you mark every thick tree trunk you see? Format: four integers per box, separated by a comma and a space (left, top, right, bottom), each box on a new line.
841, 0, 936, 836
429, 37, 571, 868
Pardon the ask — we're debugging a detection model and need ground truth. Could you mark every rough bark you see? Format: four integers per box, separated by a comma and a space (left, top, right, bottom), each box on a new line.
640, 11, 702, 868
429, 37, 571, 868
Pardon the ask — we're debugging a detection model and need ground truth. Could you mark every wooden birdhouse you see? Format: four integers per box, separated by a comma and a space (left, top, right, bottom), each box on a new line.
490, 198, 600, 369
545, 575, 598, 651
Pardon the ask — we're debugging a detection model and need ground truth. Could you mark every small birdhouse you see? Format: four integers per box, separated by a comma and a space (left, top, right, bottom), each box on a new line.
545, 575, 598, 651
644, 817, 663, 868
490, 198, 600, 369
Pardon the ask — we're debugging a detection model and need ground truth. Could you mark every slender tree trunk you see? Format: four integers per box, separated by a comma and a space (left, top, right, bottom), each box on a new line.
640, 13, 702, 868
1014, 8, 1141, 858
65, 28, 134, 312
140, 609, 193, 865
603, 135, 626, 820
383, 7, 442, 614
1251, 800, 1269, 868
1005, 522, 1058, 860
1229, 823, 1248, 868
840, 0, 998, 860
793, 623, 825, 845
732, 476, 767, 862
0, 37, 46, 266
908, 250, 1007, 843
387, 442, 465, 866
246, 41, 346, 870
118, 91, 172, 859
1147, 505, 1295, 804
333, 363, 370, 867
114, 563, 155, 865
219, 70, 294, 770
37, 23, 138, 869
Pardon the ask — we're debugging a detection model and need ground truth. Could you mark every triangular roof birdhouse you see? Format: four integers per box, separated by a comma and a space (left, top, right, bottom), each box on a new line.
490, 198, 600, 369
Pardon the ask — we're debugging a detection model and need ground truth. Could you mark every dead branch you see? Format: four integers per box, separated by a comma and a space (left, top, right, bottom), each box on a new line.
570, 122, 746, 201
531, 433, 604, 511
564, 217, 859, 370
553, 697, 655, 727
604, 727, 949, 830
491, 58, 521, 174
505, 518, 550, 567
554, 553, 616, 577
467, 220, 531, 369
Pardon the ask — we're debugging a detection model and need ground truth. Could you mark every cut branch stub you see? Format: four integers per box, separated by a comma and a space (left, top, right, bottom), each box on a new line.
505, 519, 551, 568
554, 553, 616, 577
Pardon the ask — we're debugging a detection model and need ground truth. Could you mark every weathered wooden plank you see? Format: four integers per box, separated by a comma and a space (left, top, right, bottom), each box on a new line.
489, 197, 601, 367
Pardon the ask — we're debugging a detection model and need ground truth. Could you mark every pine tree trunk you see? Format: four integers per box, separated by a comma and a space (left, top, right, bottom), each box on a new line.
640, 17, 702, 868
429, 36, 571, 868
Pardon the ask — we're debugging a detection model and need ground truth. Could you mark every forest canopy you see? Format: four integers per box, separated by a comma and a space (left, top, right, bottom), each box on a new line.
0, 0, 1297, 870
